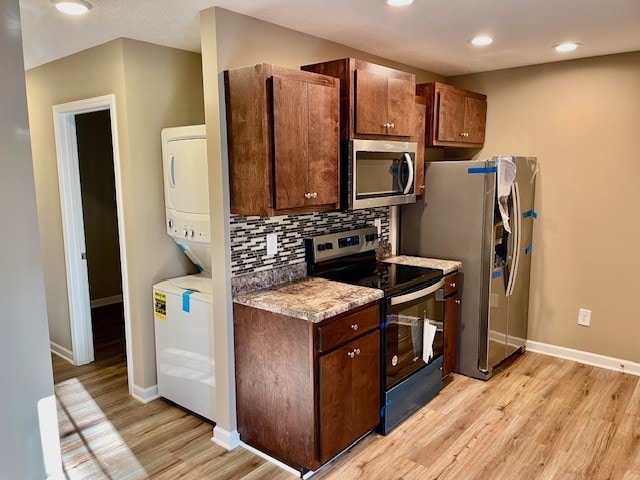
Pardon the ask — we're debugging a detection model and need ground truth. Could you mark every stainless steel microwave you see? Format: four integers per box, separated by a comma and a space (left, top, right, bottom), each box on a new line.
345, 139, 418, 210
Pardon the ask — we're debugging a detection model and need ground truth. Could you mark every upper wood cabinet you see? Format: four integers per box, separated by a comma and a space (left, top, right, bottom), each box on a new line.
417, 82, 487, 148
302, 58, 416, 139
413, 96, 426, 198
224, 64, 340, 217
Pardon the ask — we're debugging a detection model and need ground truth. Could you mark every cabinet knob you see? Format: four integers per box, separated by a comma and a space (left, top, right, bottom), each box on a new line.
354, 348, 361, 355
388, 122, 395, 129
420, 185, 425, 190
348, 351, 355, 359
304, 192, 311, 199
351, 324, 358, 331
449, 282, 456, 288
382, 123, 389, 128
455, 299, 461, 304
312, 192, 318, 198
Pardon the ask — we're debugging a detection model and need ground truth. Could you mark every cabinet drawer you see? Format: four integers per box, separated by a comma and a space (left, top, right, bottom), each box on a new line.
444, 273, 458, 296
318, 303, 380, 353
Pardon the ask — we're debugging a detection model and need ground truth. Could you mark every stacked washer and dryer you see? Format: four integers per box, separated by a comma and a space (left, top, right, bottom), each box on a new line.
153, 125, 215, 421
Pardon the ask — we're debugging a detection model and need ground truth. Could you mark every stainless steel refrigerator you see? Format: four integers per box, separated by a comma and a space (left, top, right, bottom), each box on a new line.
400, 157, 538, 380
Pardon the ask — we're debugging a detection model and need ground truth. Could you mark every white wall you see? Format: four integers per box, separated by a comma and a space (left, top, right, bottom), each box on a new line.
0, 0, 61, 477
451, 51, 640, 364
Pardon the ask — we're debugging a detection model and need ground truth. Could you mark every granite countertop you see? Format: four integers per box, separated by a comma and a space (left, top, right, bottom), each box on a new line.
233, 277, 383, 323
384, 255, 462, 274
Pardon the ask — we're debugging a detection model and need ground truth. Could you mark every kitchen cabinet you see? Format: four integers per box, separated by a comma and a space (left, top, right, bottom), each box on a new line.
442, 272, 460, 376
417, 82, 487, 148
302, 58, 416, 139
224, 64, 340, 217
233, 301, 381, 472
413, 96, 426, 198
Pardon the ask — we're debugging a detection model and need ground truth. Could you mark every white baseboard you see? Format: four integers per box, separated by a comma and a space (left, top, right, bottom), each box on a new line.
240, 441, 313, 479
131, 384, 160, 403
90, 294, 123, 308
50, 341, 74, 364
526, 340, 640, 377
212, 426, 241, 451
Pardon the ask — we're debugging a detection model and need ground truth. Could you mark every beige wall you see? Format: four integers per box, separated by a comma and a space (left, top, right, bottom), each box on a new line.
0, 0, 59, 475
201, 7, 444, 439
450, 51, 640, 363
26, 38, 204, 389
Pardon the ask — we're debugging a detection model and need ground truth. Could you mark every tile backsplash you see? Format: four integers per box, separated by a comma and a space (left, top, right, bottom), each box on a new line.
230, 207, 390, 277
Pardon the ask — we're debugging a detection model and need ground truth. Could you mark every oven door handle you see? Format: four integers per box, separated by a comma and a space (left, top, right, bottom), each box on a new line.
389, 278, 445, 306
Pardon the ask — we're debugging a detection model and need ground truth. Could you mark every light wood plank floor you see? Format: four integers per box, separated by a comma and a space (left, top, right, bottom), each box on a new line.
54, 312, 640, 479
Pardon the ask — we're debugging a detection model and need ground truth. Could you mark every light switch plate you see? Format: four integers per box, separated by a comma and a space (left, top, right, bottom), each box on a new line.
266, 233, 277, 255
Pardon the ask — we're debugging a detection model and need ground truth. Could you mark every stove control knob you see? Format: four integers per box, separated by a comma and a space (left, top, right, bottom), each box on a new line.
183, 229, 189, 237
189, 229, 195, 238
318, 244, 325, 251
324, 242, 333, 250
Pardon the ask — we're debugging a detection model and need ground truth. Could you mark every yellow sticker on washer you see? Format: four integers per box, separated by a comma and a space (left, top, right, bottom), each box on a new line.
154, 292, 167, 320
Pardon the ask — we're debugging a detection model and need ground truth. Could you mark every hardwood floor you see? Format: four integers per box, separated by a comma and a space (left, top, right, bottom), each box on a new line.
54, 312, 640, 479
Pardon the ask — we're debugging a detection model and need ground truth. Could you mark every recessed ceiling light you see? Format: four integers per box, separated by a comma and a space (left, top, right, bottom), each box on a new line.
553, 42, 581, 53
470, 36, 494, 47
52, 0, 92, 16
386, 0, 414, 6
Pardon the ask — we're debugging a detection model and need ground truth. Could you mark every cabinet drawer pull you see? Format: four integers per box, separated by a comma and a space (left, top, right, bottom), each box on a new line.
449, 282, 456, 288
455, 299, 461, 304
354, 348, 361, 355
351, 324, 359, 331
348, 351, 355, 359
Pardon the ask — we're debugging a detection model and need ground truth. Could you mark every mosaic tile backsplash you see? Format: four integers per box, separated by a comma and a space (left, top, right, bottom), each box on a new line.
230, 207, 390, 276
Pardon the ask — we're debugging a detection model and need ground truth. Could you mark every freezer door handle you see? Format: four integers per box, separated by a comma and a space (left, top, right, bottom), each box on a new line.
506, 182, 522, 297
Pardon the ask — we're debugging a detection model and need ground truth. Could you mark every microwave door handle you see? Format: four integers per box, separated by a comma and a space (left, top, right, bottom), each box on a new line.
402, 153, 414, 194
389, 278, 445, 306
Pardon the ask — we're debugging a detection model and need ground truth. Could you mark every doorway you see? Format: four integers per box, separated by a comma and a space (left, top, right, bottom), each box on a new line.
75, 110, 124, 360
52, 95, 134, 393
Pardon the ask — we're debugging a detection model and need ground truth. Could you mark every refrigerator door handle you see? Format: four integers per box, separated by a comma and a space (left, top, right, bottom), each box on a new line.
506, 182, 522, 297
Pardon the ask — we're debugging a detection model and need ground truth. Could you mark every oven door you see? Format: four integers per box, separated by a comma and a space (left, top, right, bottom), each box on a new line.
384, 278, 445, 389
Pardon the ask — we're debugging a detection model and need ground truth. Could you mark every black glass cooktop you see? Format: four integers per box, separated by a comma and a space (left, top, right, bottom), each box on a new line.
313, 255, 443, 297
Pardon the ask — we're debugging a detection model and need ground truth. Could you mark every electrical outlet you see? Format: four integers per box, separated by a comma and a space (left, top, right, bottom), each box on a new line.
374, 218, 382, 236
266, 233, 277, 255
578, 308, 591, 327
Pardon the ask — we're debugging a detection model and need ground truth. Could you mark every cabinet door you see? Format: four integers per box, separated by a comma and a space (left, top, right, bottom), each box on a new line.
436, 89, 466, 143
354, 69, 388, 135
387, 77, 415, 136
464, 96, 487, 144
443, 294, 459, 376
351, 330, 381, 438
307, 81, 340, 206
272, 76, 310, 210
413, 99, 426, 198
320, 342, 354, 463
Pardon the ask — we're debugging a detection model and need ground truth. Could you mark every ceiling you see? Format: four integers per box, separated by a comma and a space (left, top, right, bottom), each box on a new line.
19, 0, 640, 76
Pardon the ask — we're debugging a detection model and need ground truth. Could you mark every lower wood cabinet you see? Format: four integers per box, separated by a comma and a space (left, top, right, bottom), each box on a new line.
233, 301, 381, 472
443, 272, 460, 376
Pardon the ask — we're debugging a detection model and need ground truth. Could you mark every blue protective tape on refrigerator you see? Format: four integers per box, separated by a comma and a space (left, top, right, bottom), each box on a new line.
523, 209, 538, 219
525, 244, 533, 254
182, 290, 194, 313
467, 166, 498, 174
492, 270, 502, 279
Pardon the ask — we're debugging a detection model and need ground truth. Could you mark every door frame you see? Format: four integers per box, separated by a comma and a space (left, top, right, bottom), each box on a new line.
52, 95, 134, 390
